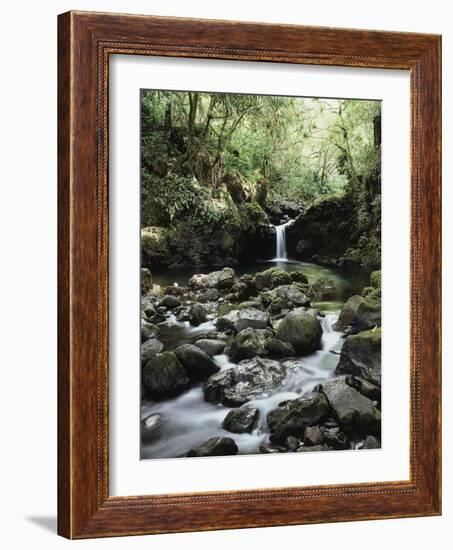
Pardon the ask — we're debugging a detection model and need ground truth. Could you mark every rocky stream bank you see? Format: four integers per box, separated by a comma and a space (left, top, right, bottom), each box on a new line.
140, 262, 381, 459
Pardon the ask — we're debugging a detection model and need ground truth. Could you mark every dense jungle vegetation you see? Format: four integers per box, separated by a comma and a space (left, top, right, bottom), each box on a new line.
140, 90, 381, 269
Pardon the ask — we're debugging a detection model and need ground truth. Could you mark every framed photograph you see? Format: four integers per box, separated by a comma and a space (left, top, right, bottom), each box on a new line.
58, 11, 441, 538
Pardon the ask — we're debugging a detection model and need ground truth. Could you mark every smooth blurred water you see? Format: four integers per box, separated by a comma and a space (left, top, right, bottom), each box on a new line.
141, 314, 343, 459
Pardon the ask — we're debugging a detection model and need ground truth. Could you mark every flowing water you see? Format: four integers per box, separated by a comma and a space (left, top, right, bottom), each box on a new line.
141, 253, 371, 459
273, 220, 292, 261
141, 313, 342, 459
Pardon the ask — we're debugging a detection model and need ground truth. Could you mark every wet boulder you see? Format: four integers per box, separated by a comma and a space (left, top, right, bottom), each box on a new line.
194, 338, 225, 356
274, 284, 310, 307
335, 295, 381, 333
225, 328, 295, 361
254, 267, 292, 291
222, 405, 259, 434
198, 288, 220, 303
233, 274, 257, 300
269, 296, 289, 314
204, 357, 287, 407
187, 436, 238, 457
216, 308, 270, 333
276, 309, 323, 355
225, 328, 271, 361
189, 267, 236, 290
370, 270, 381, 291
345, 374, 381, 402
141, 319, 160, 342
160, 295, 181, 309
237, 300, 264, 310
141, 412, 165, 442
174, 344, 220, 381
265, 337, 296, 358
316, 376, 381, 437
188, 303, 207, 326
362, 435, 381, 449
141, 338, 164, 365
141, 268, 153, 295
319, 425, 349, 450
267, 393, 330, 444
303, 426, 324, 446
142, 352, 189, 398
141, 296, 156, 318
336, 328, 381, 387
289, 270, 309, 285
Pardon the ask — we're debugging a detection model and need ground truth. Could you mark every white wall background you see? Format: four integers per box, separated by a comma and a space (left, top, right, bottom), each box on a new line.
0, 1, 449, 548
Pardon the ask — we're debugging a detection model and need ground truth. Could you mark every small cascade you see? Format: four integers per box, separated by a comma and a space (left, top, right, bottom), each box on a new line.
273, 220, 292, 261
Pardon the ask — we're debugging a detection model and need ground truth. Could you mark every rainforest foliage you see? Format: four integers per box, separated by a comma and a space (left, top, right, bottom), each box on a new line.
141, 90, 381, 268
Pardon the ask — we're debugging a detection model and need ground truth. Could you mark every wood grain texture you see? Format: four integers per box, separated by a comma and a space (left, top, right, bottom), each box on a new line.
57, 11, 442, 539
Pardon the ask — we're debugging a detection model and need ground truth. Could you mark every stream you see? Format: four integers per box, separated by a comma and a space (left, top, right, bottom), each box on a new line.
141, 223, 371, 459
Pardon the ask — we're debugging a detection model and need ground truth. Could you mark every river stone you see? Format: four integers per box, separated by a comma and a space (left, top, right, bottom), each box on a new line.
370, 270, 381, 290
285, 435, 301, 451
226, 328, 272, 361
362, 435, 381, 449
254, 267, 293, 291
189, 267, 236, 290
142, 352, 189, 398
141, 268, 153, 295
345, 374, 381, 402
234, 274, 257, 300
174, 344, 219, 380
269, 296, 288, 314
222, 406, 259, 433
194, 338, 225, 356
274, 284, 310, 307
317, 376, 381, 436
141, 319, 160, 342
334, 295, 381, 332
204, 357, 287, 406
141, 296, 156, 318
319, 425, 349, 449
304, 426, 324, 446
164, 284, 186, 297
141, 412, 165, 442
160, 295, 181, 309
289, 270, 309, 285
216, 308, 270, 333
237, 300, 264, 310
265, 338, 296, 358
141, 338, 164, 365
275, 309, 323, 355
198, 288, 220, 302
267, 393, 330, 444
188, 303, 207, 326
336, 328, 381, 386
187, 436, 238, 457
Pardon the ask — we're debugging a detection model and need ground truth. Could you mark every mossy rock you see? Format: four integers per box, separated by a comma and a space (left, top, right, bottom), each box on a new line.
336, 328, 381, 386
289, 270, 309, 285
335, 295, 381, 332
370, 270, 381, 289
276, 309, 323, 355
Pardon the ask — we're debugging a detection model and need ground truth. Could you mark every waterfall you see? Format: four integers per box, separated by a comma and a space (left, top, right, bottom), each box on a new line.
274, 220, 292, 261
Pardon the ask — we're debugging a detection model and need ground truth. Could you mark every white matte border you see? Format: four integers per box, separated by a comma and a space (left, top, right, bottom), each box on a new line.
109, 55, 410, 496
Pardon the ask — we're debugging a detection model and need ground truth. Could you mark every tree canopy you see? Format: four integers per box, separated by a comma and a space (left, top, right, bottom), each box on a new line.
140, 90, 381, 268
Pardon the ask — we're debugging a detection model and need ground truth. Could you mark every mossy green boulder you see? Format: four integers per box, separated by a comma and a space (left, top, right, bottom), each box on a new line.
276, 309, 323, 355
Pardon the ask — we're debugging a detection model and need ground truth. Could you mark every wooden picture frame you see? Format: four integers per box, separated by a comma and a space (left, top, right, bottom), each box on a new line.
58, 10, 442, 539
